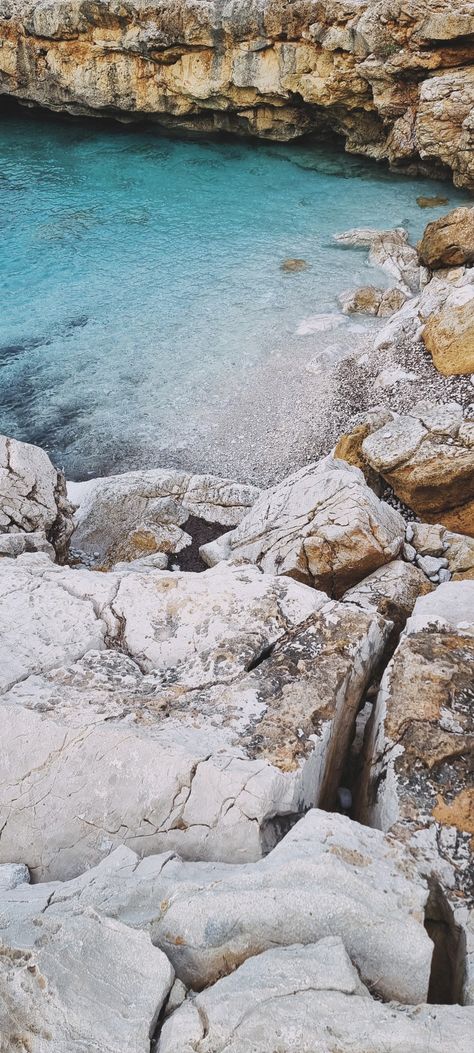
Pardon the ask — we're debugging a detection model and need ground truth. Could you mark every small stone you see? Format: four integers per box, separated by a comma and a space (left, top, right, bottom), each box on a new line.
439, 568, 452, 583
403, 542, 417, 562
416, 554, 449, 576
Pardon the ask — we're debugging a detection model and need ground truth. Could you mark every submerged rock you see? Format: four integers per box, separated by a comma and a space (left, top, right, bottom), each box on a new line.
201, 456, 405, 596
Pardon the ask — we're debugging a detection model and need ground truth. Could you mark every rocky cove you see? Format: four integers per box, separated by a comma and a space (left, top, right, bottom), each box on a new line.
1, 2, 474, 1051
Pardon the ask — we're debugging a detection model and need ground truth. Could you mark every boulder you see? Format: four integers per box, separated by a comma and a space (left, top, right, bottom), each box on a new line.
0, 909, 173, 1053
0, 434, 73, 560
69, 468, 259, 567
158, 939, 474, 1053
374, 258, 474, 355
359, 583, 474, 1003
0, 554, 388, 879
336, 403, 474, 536
339, 285, 408, 317
1, 810, 433, 1005
422, 294, 474, 375
418, 206, 474, 269
200, 456, 405, 597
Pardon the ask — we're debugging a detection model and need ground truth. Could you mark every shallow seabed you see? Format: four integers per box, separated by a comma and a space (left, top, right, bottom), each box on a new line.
0, 109, 470, 480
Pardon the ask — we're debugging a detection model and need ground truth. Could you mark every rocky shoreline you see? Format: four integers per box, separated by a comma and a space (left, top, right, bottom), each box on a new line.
1, 0, 474, 189
1, 209, 474, 1052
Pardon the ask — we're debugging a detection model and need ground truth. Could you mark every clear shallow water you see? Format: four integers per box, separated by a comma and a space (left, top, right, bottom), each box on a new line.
0, 110, 470, 479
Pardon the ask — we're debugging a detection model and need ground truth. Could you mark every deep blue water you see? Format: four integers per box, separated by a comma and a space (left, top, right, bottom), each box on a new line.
0, 111, 470, 478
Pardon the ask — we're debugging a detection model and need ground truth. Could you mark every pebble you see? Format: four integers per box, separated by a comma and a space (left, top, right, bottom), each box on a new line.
416, 554, 449, 576
438, 568, 452, 583
403, 542, 416, 562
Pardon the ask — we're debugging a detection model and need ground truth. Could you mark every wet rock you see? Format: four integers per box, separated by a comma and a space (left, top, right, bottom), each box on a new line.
422, 294, 474, 376
339, 285, 408, 318
69, 468, 259, 567
280, 258, 308, 272
418, 207, 474, 269
158, 939, 474, 1053
201, 456, 405, 597
0, 434, 73, 561
0, 910, 173, 1053
359, 582, 474, 1003
416, 195, 449, 209
334, 228, 424, 295
337, 402, 474, 537
1, 810, 433, 1004
0, 555, 388, 879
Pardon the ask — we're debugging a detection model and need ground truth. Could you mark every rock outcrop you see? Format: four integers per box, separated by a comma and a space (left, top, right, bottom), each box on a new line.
0, 434, 73, 560
0, 810, 433, 1005
335, 402, 474, 537
69, 468, 259, 567
201, 455, 405, 596
358, 582, 474, 1003
422, 295, 474, 376
0, 0, 473, 187
158, 939, 474, 1053
0, 553, 389, 879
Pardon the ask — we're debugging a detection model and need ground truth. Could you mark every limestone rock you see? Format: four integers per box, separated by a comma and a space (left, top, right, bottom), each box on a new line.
69, 468, 259, 567
337, 402, 474, 536
0, 1, 473, 187
158, 939, 474, 1053
359, 583, 474, 1003
0, 530, 55, 559
0, 910, 173, 1053
2, 810, 433, 1004
418, 207, 474, 270
0, 434, 73, 560
0, 863, 29, 891
0, 554, 389, 878
334, 228, 423, 294
407, 522, 474, 581
201, 456, 405, 597
342, 559, 432, 645
422, 294, 474, 376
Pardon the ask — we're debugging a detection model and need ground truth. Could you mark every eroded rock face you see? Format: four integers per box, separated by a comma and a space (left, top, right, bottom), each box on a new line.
69, 468, 259, 567
342, 559, 432, 649
0, 0, 473, 187
0, 910, 173, 1053
201, 456, 405, 597
336, 403, 474, 537
0, 554, 389, 879
359, 583, 474, 1003
158, 939, 474, 1053
0, 434, 73, 560
418, 207, 474, 270
0, 810, 433, 1004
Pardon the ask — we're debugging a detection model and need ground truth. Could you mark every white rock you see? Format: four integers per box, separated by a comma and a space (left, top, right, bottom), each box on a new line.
0, 863, 30, 891
0, 434, 73, 559
3, 810, 433, 1005
158, 939, 474, 1053
201, 456, 405, 597
0, 909, 173, 1053
416, 554, 449, 576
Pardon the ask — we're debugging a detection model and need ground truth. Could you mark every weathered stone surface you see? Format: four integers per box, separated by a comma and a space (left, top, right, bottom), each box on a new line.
418, 207, 474, 270
0, 1, 473, 187
0, 434, 73, 560
337, 403, 474, 536
158, 939, 474, 1053
342, 559, 432, 645
69, 468, 259, 567
1, 810, 433, 1004
359, 583, 474, 1003
201, 456, 405, 597
0, 530, 55, 559
422, 294, 474, 376
0, 554, 388, 878
0, 863, 29, 891
375, 258, 474, 355
339, 285, 408, 317
0, 909, 173, 1053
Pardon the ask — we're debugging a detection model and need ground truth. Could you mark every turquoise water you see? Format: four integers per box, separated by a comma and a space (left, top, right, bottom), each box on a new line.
0, 110, 470, 479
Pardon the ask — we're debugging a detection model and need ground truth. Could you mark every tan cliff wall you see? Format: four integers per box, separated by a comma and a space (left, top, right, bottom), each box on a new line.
0, 0, 473, 187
